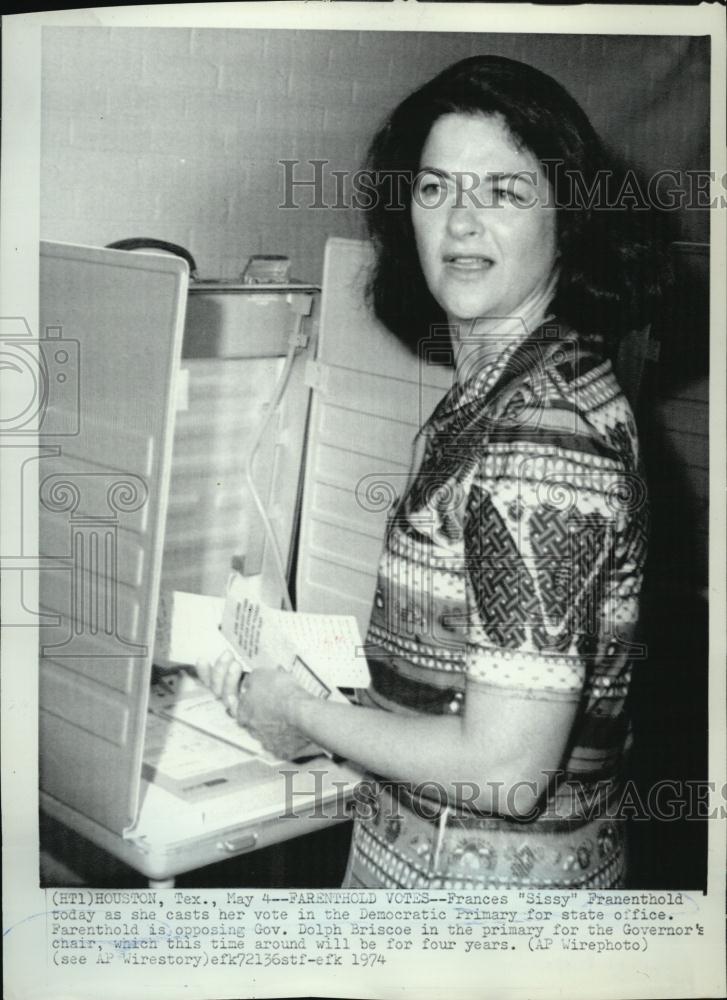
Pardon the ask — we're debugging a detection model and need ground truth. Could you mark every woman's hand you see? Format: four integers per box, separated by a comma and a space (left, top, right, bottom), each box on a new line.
195, 649, 246, 717
235, 668, 315, 759
195, 651, 313, 759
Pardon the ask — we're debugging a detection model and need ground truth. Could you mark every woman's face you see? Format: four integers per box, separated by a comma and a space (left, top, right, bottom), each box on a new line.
411, 112, 558, 327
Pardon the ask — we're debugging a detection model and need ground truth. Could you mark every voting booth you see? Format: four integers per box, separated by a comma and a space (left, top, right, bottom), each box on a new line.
37, 237, 452, 885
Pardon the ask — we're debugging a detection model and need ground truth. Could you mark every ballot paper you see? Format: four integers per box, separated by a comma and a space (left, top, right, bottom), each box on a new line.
151, 669, 273, 757
153, 588, 330, 758
155, 584, 370, 696
145, 709, 252, 779
154, 589, 229, 668
146, 671, 327, 800
142, 708, 278, 802
222, 573, 370, 696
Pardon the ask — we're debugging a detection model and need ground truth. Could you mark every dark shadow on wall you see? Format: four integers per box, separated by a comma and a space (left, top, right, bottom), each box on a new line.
625, 241, 709, 890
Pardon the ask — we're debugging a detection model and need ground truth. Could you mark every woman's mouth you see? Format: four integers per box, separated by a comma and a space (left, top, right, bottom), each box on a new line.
443, 254, 494, 271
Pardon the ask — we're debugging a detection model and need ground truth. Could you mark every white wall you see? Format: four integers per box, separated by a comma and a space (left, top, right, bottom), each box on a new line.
41, 28, 709, 283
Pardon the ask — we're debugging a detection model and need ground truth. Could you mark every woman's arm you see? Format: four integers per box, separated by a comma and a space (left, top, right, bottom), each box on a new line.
291, 675, 578, 818
202, 432, 638, 821
216, 660, 577, 819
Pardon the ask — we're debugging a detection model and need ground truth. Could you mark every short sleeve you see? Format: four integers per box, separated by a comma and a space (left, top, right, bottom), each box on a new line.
462, 446, 647, 701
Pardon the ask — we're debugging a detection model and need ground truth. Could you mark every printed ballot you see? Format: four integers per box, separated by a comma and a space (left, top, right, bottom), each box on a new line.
154, 580, 369, 698
221, 573, 369, 696
149, 580, 366, 786
150, 580, 369, 771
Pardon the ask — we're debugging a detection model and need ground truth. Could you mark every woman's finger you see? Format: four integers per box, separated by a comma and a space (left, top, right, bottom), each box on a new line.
235, 688, 251, 728
209, 649, 237, 698
194, 659, 212, 688
222, 660, 245, 715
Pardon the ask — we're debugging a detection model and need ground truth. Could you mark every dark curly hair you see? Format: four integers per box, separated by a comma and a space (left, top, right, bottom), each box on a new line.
365, 55, 668, 355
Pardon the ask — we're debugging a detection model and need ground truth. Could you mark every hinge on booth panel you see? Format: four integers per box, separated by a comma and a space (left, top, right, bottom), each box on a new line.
304, 359, 331, 396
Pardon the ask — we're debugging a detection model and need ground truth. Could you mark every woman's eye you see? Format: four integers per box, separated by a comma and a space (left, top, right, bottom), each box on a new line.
491, 185, 521, 204
415, 174, 446, 204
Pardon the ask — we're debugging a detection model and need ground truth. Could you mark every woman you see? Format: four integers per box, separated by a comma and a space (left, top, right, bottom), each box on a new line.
201, 56, 659, 889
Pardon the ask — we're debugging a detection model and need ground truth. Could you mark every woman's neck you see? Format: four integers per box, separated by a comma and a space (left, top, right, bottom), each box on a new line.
452, 270, 559, 384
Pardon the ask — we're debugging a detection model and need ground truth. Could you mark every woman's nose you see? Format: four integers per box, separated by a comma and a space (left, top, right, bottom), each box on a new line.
446, 203, 484, 239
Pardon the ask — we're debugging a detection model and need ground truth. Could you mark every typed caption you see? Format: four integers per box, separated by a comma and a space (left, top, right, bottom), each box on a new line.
46, 888, 703, 970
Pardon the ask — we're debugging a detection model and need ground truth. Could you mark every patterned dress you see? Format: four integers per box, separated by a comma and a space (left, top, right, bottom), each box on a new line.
343, 321, 649, 890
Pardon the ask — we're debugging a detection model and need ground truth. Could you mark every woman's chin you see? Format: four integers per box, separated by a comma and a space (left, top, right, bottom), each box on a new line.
444, 302, 487, 322
445, 310, 500, 333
